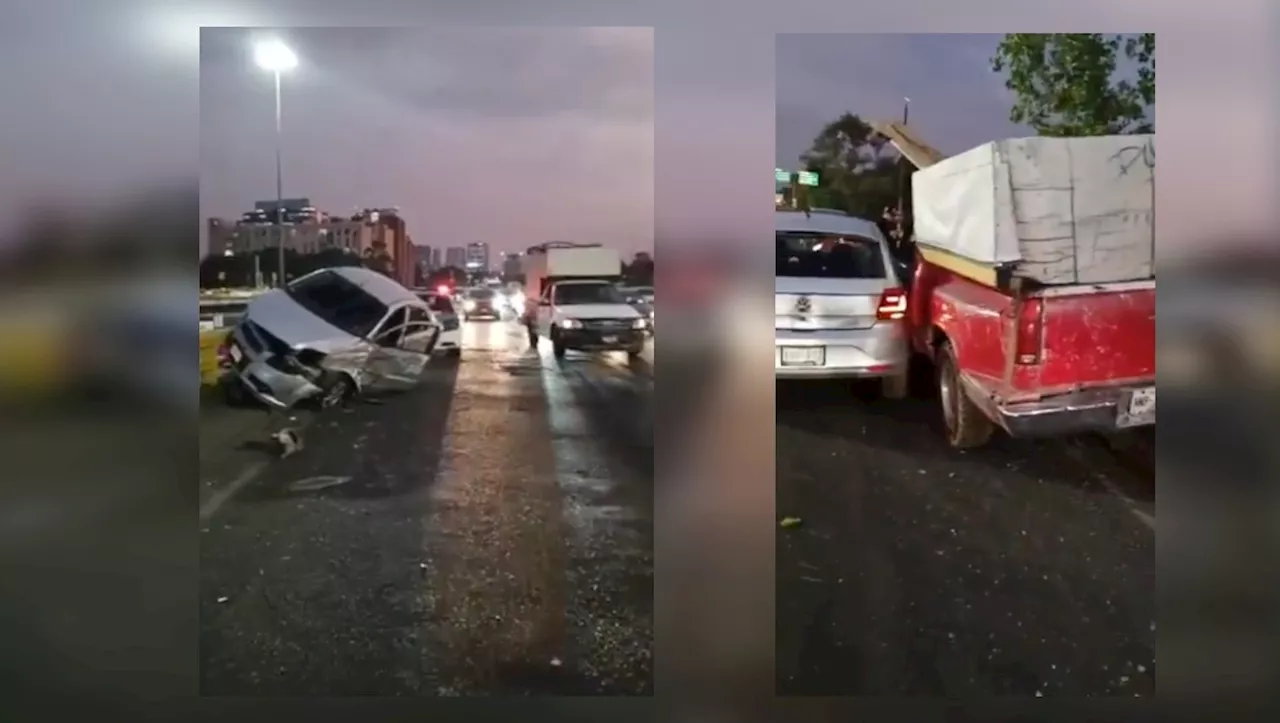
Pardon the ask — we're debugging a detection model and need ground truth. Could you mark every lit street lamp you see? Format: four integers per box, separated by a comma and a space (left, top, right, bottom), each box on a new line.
254, 39, 297, 286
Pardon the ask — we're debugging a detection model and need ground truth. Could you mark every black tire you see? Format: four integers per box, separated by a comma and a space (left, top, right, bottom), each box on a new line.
221, 377, 253, 407
882, 369, 909, 400
319, 372, 356, 409
551, 327, 567, 359
626, 344, 645, 361
937, 341, 993, 448
445, 347, 461, 359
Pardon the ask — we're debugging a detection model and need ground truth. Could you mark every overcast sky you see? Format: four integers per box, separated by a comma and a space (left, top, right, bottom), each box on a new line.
1, 5, 1274, 261
200, 27, 653, 256
776, 34, 1029, 169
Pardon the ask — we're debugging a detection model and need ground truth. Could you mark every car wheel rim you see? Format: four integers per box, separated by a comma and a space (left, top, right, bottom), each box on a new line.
322, 380, 348, 408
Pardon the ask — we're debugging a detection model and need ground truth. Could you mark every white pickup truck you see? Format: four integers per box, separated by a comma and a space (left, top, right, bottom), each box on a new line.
522, 243, 649, 359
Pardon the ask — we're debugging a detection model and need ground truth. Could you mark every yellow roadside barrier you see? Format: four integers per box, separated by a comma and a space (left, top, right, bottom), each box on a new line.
0, 319, 71, 394
200, 329, 229, 387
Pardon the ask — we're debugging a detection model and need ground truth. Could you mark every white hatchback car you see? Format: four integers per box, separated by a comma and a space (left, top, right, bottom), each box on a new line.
220, 267, 442, 409
775, 209, 910, 398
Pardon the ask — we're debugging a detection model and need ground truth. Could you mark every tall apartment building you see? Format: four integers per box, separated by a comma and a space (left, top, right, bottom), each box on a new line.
444, 246, 466, 268
354, 207, 413, 287
501, 251, 523, 279
206, 200, 415, 287
465, 241, 490, 272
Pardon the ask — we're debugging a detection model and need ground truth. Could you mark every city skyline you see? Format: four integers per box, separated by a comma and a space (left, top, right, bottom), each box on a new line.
199, 27, 653, 258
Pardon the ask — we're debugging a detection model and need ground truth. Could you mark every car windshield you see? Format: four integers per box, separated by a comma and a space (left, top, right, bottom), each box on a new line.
467, 288, 495, 299
419, 293, 455, 314
285, 271, 389, 338
555, 283, 625, 305
776, 231, 886, 279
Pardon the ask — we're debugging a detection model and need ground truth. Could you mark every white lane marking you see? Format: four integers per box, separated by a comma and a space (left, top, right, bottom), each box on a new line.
200, 459, 268, 524
199, 412, 316, 523
1096, 473, 1155, 531
1063, 439, 1155, 531
1132, 508, 1156, 530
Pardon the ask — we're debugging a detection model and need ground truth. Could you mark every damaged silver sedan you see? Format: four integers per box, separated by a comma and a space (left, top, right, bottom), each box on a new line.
217, 266, 443, 409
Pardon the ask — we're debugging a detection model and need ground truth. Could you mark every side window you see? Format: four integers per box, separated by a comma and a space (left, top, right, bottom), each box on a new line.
375, 307, 408, 348
406, 306, 433, 325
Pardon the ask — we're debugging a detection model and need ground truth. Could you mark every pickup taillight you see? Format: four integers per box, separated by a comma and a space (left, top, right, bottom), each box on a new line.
1014, 298, 1045, 365
876, 287, 908, 321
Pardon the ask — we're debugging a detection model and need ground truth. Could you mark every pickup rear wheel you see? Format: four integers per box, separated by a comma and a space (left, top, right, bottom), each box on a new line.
937, 341, 993, 449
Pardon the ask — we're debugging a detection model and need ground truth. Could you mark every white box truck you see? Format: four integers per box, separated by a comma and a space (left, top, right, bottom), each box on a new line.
521, 243, 648, 359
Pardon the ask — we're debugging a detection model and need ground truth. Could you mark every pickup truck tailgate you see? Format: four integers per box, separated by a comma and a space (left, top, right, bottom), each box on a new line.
1028, 282, 1156, 391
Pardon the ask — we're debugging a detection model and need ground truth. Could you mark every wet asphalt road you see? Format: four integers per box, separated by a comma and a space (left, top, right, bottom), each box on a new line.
199, 318, 653, 695
775, 363, 1156, 697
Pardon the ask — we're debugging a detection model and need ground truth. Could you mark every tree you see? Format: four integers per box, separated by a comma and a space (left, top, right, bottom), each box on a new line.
991, 33, 1155, 136
362, 243, 394, 277
623, 252, 654, 286
796, 113, 903, 220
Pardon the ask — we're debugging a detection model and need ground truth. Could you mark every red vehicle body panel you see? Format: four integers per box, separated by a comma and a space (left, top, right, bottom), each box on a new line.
910, 256, 1155, 409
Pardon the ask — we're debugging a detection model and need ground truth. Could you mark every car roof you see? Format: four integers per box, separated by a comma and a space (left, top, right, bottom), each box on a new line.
776, 210, 883, 240
329, 266, 423, 305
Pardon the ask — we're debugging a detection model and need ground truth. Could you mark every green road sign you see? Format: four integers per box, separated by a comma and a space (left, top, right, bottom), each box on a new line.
774, 168, 790, 183
797, 170, 819, 187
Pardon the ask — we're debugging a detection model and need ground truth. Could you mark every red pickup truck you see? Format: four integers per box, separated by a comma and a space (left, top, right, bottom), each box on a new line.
908, 258, 1155, 447
900, 134, 1156, 448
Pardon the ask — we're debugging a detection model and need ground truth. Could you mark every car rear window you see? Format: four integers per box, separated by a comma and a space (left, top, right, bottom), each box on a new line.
776, 232, 886, 279
467, 288, 495, 299
285, 271, 389, 338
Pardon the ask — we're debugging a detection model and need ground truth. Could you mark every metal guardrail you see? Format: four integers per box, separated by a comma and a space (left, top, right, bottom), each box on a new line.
200, 298, 251, 330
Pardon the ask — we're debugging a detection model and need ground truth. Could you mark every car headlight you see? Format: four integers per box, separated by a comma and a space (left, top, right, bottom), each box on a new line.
631, 318, 647, 329
462, 300, 476, 311
560, 318, 583, 329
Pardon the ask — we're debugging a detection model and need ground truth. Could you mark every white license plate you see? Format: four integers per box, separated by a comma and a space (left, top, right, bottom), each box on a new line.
228, 345, 242, 363
1118, 387, 1155, 426
781, 346, 825, 366
602, 335, 617, 343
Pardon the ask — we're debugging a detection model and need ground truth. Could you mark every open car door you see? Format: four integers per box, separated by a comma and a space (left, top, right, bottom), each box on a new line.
364, 305, 440, 390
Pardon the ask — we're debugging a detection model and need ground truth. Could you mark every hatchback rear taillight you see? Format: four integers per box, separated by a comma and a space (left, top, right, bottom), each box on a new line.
875, 287, 908, 321
1014, 298, 1045, 365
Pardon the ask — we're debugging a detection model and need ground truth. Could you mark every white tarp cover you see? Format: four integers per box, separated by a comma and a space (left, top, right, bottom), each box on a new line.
912, 135, 1155, 285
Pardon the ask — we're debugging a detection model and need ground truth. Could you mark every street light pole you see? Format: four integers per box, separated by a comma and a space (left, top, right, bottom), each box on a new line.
254, 39, 297, 287
896, 97, 911, 244
274, 68, 285, 287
